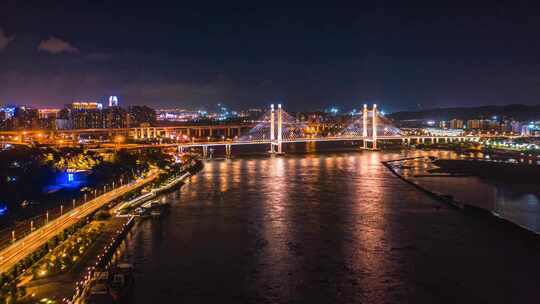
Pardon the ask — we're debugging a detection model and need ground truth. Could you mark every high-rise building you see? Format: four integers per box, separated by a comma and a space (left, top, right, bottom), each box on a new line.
103, 107, 128, 128
108, 96, 119, 107
128, 106, 156, 127
38, 109, 61, 130
467, 119, 481, 129
0, 106, 16, 120
70, 101, 103, 110
70, 109, 104, 129
449, 119, 464, 129
13, 106, 39, 130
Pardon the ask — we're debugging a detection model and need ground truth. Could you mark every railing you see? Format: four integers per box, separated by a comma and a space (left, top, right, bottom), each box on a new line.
0, 176, 138, 252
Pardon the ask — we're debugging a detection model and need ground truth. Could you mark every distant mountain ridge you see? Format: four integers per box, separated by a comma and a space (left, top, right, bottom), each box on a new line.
388, 104, 540, 121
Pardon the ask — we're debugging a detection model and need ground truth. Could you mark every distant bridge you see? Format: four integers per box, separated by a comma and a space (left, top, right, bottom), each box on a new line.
72, 104, 488, 156
2, 104, 517, 153
173, 104, 482, 157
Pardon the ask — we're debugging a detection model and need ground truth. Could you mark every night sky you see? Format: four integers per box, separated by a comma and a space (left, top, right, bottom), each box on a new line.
1, 1, 540, 112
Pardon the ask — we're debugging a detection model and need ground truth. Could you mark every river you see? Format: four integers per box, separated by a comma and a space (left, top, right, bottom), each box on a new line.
116, 147, 540, 303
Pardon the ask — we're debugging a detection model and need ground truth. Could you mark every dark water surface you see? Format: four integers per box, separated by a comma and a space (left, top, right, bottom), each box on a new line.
395, 150, 540, 233
120, 150, 540, 303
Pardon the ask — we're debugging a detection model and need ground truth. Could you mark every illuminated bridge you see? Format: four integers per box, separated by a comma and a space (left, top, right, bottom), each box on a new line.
0, 104, 496, 154
172, 104, 482, 157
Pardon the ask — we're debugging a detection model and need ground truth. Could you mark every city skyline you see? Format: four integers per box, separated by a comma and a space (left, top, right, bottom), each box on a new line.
2, 3, 540, 304
3, 2, 540, 111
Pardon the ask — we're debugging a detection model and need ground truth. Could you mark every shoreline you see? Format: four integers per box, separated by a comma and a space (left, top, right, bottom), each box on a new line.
382, 157, 540, 237
68, 159, 203, 303
0, 160, 202, 303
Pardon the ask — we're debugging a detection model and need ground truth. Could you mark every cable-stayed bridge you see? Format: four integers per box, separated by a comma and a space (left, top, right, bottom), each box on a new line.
1, 104, 493, 154
175, 104, 482, 157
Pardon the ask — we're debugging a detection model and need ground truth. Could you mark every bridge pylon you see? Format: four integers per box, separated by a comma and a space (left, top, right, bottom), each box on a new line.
360, 104, 379, 150
372, 104, 378, 150
270, 104, 275, 153
277, 104, 283, 154
269, 103, 284, 155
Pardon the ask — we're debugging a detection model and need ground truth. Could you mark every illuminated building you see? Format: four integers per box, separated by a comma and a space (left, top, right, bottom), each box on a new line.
38, 108, 61, 119
38, 108, 61, 130
70, 108, 104, 129
13, 106, 39, 130
103, 107, 128, 128
0, 106, 16, 120
128, 106, 156, 127
467, 119, 481, 129
70, 101, 103, 110
156, 109, 201, 122
449, 119, 464, 129
108, 96, 119, 107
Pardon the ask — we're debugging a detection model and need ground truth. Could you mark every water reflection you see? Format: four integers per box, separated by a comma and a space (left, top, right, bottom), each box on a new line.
398, 150, 540, 233
120, 148, 540, 303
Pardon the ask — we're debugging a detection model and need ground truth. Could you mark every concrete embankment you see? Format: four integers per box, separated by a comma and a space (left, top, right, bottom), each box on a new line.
116, 171, 192, 215
70, 160, 203, 303
383, 157, 540, 235
382, 158, 463, 209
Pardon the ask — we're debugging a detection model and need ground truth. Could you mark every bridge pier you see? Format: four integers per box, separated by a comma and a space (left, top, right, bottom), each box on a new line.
202, 146, 208, 158
225, 144, 232, 158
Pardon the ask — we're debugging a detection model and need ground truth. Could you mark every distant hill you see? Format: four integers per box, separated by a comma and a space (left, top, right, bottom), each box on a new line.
387, 104, 540, 121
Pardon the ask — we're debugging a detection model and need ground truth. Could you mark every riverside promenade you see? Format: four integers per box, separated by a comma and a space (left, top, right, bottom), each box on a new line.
0, 167, 160, 274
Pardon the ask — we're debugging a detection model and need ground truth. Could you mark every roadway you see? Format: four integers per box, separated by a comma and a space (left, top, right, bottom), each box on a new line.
0, 167, 160, 274
89, 135, 485, 151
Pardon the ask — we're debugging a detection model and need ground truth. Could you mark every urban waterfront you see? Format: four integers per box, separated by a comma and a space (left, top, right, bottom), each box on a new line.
4, 4, 540, 303
114, 148, 540, 303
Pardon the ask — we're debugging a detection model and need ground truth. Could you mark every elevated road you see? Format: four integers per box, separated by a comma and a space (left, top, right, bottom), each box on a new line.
0, 168, 160, 274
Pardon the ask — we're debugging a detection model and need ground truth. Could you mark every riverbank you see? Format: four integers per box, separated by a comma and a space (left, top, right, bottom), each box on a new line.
116, 159, 203, 215
22, 158, 201, 303
22, 217, 128, 302
114, 151, 540, 304
383, 156, 540, 235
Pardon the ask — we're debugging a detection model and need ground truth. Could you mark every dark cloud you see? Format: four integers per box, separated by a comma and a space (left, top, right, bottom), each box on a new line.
120, 81, 225, 107
2, 4, 540, 110
0, 70, 105, 105
38, 37, 79, 54
0, 27, 14, 50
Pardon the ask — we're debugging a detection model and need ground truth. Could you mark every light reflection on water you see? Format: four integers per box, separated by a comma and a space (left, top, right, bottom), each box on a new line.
398, 150, 540, 233
118, 147, 540, 303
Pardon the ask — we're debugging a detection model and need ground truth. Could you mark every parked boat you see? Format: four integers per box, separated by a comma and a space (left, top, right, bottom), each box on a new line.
134, 206, 151, 218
